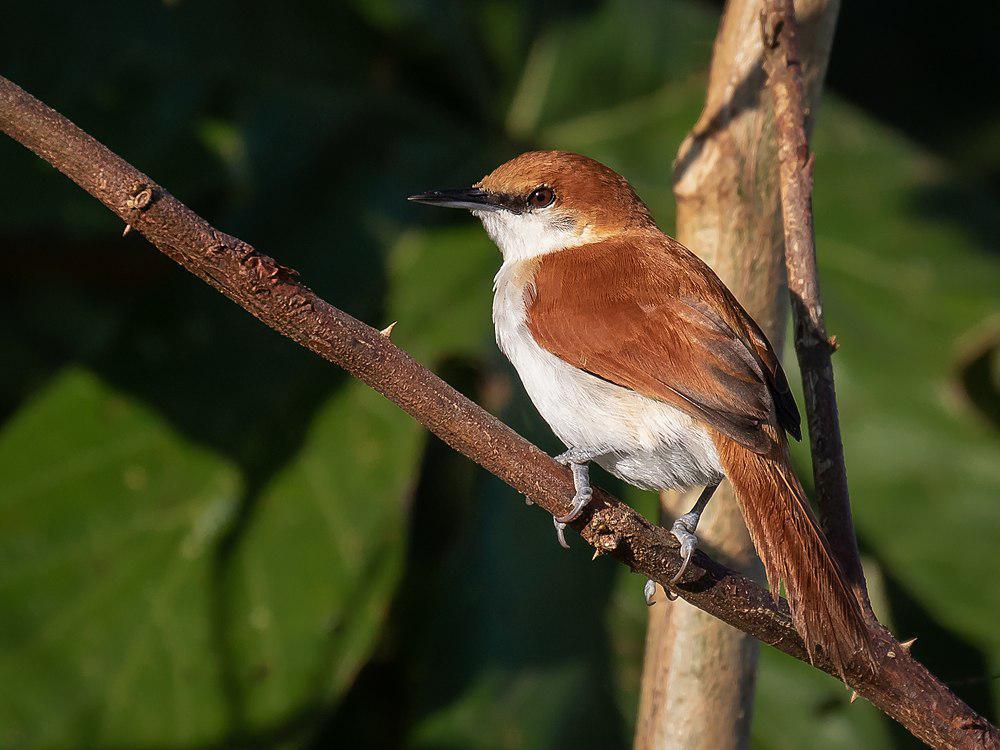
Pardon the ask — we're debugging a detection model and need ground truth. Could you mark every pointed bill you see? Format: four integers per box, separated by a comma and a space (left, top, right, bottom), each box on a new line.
407, 187, 506, 212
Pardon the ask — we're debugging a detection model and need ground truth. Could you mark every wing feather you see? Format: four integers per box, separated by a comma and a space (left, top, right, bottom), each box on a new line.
526, 233, 801, 452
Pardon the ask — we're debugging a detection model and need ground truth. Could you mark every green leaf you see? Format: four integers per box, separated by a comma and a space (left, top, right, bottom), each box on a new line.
222, 379, 422, 736
0, 367, 425, 747
0, 368, 241, 747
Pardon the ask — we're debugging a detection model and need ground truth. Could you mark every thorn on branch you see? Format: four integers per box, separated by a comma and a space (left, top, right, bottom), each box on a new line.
122, 223, 132, 237
850, 690, 860, 704
380, 321, 397, 338
900, 637, 917, 652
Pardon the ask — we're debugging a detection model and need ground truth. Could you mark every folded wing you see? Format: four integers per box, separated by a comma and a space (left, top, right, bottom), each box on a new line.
526, 233, 801, 452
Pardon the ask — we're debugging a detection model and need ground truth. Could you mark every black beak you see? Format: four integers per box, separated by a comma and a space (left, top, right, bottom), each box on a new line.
407, 187, 504, 212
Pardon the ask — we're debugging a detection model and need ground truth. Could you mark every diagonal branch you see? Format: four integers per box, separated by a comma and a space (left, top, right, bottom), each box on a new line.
0, 74, 995, 750
762, 0, 872, 615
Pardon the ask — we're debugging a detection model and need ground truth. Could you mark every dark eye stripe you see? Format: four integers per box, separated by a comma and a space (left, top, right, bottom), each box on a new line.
484, 192, 528, 214
473, 189, 555, 214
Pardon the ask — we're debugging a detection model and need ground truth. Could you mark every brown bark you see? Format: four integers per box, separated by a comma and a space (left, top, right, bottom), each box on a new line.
0, 74, 995, 750
635, 2, 839, 747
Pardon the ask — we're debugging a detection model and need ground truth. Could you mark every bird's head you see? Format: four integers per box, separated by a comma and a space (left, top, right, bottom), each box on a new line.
409, 151, 655, 262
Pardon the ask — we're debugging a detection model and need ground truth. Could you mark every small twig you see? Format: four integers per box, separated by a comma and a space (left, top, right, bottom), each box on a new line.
0, 74, 995, 750
761, 0, 872, 616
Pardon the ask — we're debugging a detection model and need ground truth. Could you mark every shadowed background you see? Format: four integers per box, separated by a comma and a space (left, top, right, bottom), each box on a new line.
0, 1, 997, 748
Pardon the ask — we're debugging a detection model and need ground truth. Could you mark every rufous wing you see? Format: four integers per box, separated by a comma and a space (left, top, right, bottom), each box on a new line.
526, 233, 800, 453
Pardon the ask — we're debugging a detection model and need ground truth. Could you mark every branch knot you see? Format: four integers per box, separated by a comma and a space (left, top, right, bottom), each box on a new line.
124, 185, 154, 212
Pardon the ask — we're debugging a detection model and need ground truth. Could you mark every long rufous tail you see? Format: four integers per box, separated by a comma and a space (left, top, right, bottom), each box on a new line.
715, 429, 876, 677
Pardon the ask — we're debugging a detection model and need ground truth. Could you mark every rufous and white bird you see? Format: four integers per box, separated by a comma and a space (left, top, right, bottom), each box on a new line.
410, 150, 874, 675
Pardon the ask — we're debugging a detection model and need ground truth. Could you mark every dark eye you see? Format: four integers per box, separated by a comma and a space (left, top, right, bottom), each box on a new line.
527, 186, 555, 208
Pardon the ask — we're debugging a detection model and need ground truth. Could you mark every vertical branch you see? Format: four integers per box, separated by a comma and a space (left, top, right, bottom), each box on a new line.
761, 0, 872, 615
635, 2, 840, 748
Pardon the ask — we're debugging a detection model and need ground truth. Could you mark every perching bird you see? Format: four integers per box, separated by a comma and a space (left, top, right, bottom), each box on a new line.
409, 150, 874, 675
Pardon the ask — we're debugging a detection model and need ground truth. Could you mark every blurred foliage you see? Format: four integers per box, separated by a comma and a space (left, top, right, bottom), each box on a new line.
821, 1, 1000, 192
1, 1, 998, 748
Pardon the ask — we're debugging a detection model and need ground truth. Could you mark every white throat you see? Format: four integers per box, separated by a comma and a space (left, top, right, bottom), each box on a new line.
474, 209, 598, 263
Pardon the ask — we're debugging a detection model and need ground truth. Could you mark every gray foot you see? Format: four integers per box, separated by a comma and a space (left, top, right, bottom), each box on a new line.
669, 512, 701, 585
556, 466, 593, 524
549, 449, 598, 547
554, 448, 594, 465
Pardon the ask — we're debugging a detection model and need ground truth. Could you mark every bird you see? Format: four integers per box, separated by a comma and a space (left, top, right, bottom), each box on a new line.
409, 150, 875, 676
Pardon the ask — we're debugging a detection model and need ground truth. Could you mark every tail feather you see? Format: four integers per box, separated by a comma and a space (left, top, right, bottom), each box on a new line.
715, 430, 876, 678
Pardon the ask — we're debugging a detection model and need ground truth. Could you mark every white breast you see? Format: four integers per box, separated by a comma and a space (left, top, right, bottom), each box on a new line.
492, 261, 724, 492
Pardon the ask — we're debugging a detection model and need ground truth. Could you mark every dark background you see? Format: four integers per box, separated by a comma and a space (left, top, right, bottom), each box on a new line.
1, 1, 997, 748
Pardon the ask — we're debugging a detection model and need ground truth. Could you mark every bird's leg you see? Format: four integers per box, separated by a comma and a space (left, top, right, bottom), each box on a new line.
645, 483, 722, 605
557, 462, 593, 523
550, 447, 599, 549
667, 481, 720, 587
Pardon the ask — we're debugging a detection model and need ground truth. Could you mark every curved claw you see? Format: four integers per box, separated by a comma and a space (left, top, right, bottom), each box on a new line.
556, 488, 592, 524
669, 514, 699, 586
553, 518, 570, 549
669, 540, 696, 586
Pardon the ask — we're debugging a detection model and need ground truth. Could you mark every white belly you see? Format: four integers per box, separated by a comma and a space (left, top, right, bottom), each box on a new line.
493, 268, 724, 492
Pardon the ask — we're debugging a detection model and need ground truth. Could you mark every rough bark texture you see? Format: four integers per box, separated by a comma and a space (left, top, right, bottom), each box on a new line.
0, 75, 996, 750
761, 0, 871, 616
635, 2, 838, 747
